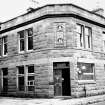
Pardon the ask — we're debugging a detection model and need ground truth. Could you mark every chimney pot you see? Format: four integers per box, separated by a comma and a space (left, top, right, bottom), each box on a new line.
92, 8, 104, 16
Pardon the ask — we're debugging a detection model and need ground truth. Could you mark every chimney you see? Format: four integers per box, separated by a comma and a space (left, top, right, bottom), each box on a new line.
92, 8, 104, 16
27, 7, 35, 13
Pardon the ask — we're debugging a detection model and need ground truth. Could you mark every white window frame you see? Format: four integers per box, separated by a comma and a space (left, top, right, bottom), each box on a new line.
18, 31, 25, 53
76, 24, 84, 48
17, 65, 35, 92
85, 27, 92, 49
3, 36, 8, 56
103, 32, 105, 52
26, 28, 33, 52
26, 65, 35, 92
0, 38, 2, 57
17, 66, 25, 91
77, 62, 95, 81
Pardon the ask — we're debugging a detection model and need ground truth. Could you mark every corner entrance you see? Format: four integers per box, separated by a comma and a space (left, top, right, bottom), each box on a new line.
53, 62, 71, 96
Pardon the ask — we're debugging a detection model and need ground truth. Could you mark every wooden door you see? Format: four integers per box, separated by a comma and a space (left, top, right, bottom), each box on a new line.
54, 69, 62, 96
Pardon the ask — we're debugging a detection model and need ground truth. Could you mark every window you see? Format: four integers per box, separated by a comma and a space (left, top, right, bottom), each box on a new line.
0, 36, 8, 57
27, 65, 34, 91
76, 24, 84, 48
76, 24, 92, 49
103, 32, 105, 52
18, 28, 33, 52
77, 63, 95, 80
0, 38, 2, 56
17, 66, 25, 91
27, 28, 33, 50
3, 36, 8, 56
17, 65, 35, 92
18, 31, 25, 52
85, 27, 92, 49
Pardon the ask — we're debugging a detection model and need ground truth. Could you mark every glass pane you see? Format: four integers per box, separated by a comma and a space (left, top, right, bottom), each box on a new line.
28, 86, 34, 91
20, 39, 24, 51
2, 68, 8, 76
18, 77, 24, 91
77, 63, 94, 80
78, 74, 94, 80
0, 45, 2, 56
77, 24, 82, 33
85, 27, 89, 35
28, 37, 33, 50
28, 76, 34, 80
18, 66, 24, 74
4, 36, 7, 43
27, 28, 33, 36
4, 44, 7, 55
19, 31, 24, 38
28, 66, 34, 73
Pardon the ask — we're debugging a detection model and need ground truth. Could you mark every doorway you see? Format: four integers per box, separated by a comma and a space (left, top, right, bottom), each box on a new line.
53, 62, 71, 96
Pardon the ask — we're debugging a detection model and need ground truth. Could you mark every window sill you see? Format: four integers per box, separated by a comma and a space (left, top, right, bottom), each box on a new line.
2, 54, 8, 57
26, 49, 33, 53
77, 80, 96, 84
76, 47, 92, 52
19, 51, 25, 54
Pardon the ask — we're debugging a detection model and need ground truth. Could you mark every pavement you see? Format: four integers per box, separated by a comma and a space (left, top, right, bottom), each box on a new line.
0, 94, 105, 105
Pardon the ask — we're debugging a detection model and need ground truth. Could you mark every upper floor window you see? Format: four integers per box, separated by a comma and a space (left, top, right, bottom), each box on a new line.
76, 24, 84, 48
27, 28, 33, 50
18, 31, 25, 52
103, 32, 105, 52
85, 27, 92, 49
18, 28, 33, 53
76, 24, 92, 49
0, 38, 2, 56
0, 36, 8, 57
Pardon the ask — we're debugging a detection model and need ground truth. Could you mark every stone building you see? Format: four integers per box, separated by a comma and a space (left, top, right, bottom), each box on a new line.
0, 3, 105, 98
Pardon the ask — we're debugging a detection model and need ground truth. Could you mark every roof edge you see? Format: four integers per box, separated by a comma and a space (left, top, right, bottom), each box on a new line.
1, 3, 105, 25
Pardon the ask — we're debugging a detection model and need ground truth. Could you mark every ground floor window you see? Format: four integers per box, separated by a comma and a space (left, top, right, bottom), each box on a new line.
17, 66, 25, 91
77, 63, 95, 80
17, 65, 35, 92
27, 65, 35, 91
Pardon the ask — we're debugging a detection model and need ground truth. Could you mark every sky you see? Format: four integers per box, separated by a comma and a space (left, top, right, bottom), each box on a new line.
0, 0, 105, 22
